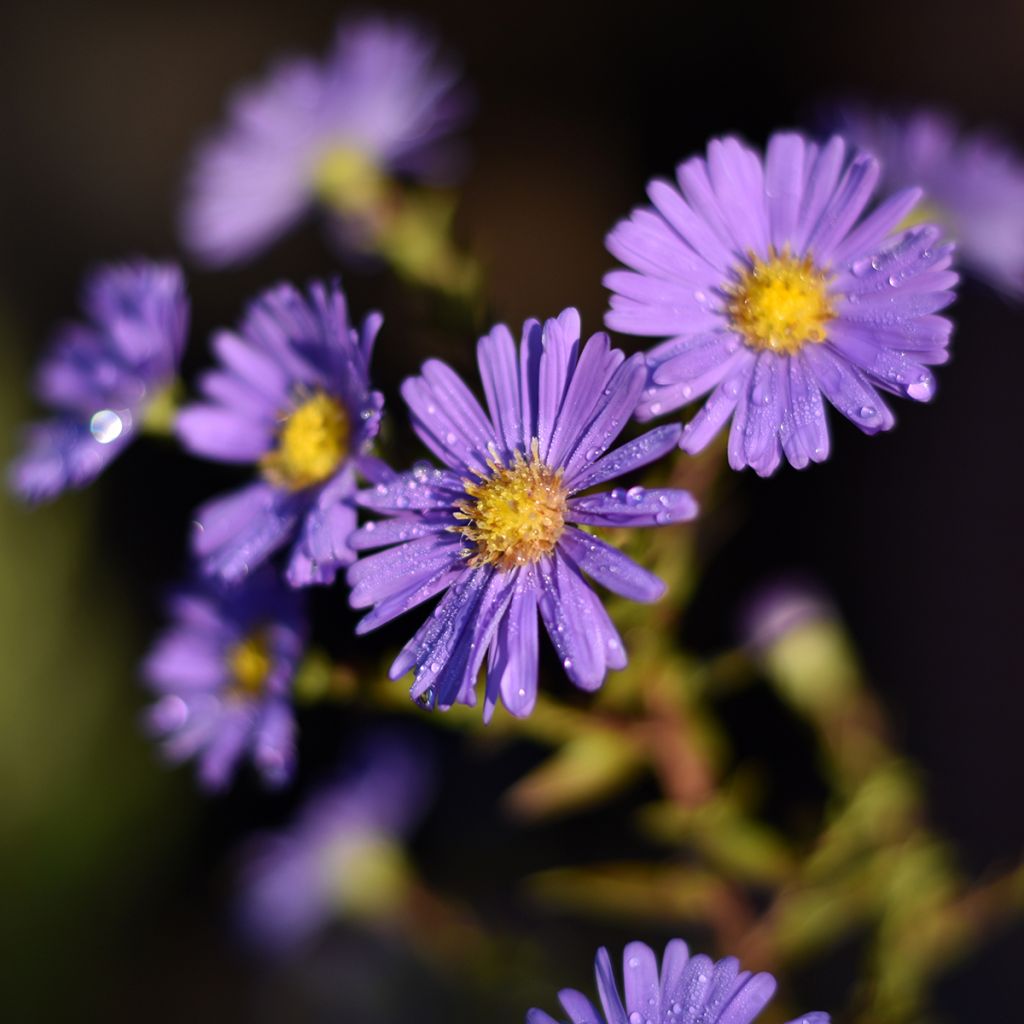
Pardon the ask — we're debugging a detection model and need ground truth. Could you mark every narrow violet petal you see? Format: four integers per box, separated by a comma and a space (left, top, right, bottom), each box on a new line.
622, 940, 662, 1019
568, 489, 698, 529
569, 424, 682, 492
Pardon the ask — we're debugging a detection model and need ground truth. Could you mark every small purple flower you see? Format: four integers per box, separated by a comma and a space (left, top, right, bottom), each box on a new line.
347, 308, 698, 720
235, 732, 433, 952
527, 940, 829, 1024
142, 567, 306, 792
181, 16, 468, 268
605, 132, 958, 476
833, 105, 1024, 297
739, 576, 836, 653
176, 279, 384, 586
8, 261, 189, 502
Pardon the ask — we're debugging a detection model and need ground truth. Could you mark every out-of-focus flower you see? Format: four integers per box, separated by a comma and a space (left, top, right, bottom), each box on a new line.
605, 132, 958, 476
142, 567, 306, 792
739, 576, 836, 654
176, 279, 384, 586
235, 732, 433, 952
832, 105, 1024, 298
348, 308, 698, 720
181, 16, 469, 269
8, 261, 189, 502
527, 939, 829, 1024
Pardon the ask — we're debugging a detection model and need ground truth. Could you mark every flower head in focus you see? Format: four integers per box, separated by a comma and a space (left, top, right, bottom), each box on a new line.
348, 308, 698, 720
527, 939, 829, 1024
181, 16, 469, 268
142, 567, 306, 792
605, 132, 958, 475
9, 261, 189, 502
831, 105, 1024, 297
235, 732, 433, 952
176, 278, 384, 586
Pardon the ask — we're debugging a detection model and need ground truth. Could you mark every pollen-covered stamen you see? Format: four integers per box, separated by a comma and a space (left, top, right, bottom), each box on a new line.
261, 391, 349, 491
312, 146, 387, 215
453, 439, 568, 570
727, 247, 835, 354
227, 628, 272, 699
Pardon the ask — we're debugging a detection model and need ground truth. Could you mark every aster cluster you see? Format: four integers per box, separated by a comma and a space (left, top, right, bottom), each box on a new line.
13, 10, 1024, 1019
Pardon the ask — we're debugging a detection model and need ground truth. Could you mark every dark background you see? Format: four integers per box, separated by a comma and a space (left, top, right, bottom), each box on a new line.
0, 0, 1021, 1020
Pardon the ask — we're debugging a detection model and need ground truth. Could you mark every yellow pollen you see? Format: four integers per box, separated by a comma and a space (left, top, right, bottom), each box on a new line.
261, 391, 349, 491
312, 146, 387, 214
227, 628, 272, 699
726, 248, 835, 354
453, 440, 568, 571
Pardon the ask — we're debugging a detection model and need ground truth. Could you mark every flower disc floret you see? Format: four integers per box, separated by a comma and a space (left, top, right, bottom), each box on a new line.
454, 441, 567, 569
727, 249, 834, 354
260, 392, 350, 491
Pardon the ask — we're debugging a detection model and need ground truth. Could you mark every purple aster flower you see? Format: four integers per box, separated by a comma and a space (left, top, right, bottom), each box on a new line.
832, 105, 1024, 297
347, 308, 698, 720
527, 940, 829, 1024
235, 732, 433, 952
142, 567, 306, 792
8, 261, 189, 502
181, 16, 468, 267
176, 279, 384, 587
605, 133, 958, 476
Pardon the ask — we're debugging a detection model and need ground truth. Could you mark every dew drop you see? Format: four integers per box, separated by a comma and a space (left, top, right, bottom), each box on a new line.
89, 409, 124, 444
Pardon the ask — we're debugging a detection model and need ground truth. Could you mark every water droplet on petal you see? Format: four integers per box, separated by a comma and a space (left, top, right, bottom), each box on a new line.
90, 408, 124, 444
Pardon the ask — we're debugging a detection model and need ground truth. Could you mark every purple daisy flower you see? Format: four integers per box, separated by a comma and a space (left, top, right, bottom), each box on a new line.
142, 567, 306, 792
8, 260, 189, 502
235, 731, 433, 952
176, 279, 384, 587
527, 940, 829, 1024
833, 105, 1024, 298
605, 132, 958, 476
347, 308, 698, 720
181, 16, 468, 268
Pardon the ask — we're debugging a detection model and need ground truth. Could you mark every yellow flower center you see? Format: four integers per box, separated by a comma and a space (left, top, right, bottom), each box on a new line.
453, 440, 568, 571
312, 146, 387, 214
726, 249, 835, 354
227, 628, 272, 698
261, 392, 349, 491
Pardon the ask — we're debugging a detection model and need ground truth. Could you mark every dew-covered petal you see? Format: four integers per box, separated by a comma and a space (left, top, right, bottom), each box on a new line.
483, 579, 539, 721
557, 527, 665, 603
714, 970, 777, 1024
349, 513, 451, 551
622, 940, 662, 1020
675, 354, 754, 452
356, 465, 464, 512
804, 151, 879, 261
192, 482, 304, 582
569, 424, 682, 492
347, 533, 464, 609
538, 555, 622, 691
739, 352, 785, 477
568, 488, 697, 530
560, 354, 648, 483
476, 322, 524, 457
354, 566, 464, 635
830, 187, 922, 266
803, 344, 894, 434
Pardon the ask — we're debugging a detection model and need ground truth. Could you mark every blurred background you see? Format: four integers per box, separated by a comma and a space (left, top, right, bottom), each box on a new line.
0, 0, 1022, 1020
